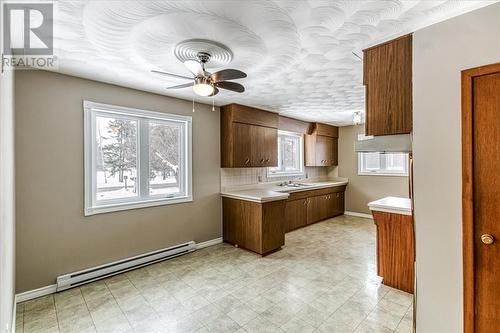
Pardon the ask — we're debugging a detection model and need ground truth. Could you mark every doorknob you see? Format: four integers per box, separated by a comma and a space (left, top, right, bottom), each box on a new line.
481, 234, 495, 245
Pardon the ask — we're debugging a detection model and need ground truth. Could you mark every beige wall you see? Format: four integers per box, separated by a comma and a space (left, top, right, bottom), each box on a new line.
413, 4, 500, 332
1, 68, 15, 331
15, 71, 221, 293
337, 125, 409, 215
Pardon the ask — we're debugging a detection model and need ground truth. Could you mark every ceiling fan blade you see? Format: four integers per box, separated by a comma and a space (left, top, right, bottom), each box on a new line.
211, 69, 247, 82
216, 81, 245, 93
209, 87, 219, 97
151, 69, 193, 80
166, 82, 193, 89
184, 60, 204, 77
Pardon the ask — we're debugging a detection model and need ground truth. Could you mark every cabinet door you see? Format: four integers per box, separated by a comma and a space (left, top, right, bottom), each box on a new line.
364, 34, 412, 136
263, 127, 278, 167
331, 138, 338, 166
336, 191, 345, 216
325, 194, 336, 218
285, 199, 308, 232
232, 123, 252, 167
315, 135, 329, 166
307, 195, 328, 224
250, 125, 278, 167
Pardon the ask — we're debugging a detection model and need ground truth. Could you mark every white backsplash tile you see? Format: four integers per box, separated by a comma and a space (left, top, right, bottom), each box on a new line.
221, 166, 338, 187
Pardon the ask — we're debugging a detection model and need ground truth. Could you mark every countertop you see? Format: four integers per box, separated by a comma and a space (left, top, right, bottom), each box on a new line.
368, 196, 412, 216
220, 178, 348, 203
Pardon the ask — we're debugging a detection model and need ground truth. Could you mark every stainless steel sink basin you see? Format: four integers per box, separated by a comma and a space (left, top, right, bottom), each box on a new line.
277, 182, 313, 188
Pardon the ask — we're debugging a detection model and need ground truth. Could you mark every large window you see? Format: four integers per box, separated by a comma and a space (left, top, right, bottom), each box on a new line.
84, 101, 192, 215
268, 131, 304, 177
358, 152, 408, 176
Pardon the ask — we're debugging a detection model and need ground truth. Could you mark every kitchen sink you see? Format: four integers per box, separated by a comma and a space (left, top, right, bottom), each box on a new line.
277, 182, 313, 188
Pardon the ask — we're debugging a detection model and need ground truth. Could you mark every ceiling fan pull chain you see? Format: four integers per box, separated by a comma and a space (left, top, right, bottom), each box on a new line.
192, 82, 195, 113
212, 84, 215, 112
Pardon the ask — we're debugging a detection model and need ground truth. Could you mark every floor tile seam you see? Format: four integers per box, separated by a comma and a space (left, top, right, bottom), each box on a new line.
102, 279, 135, 330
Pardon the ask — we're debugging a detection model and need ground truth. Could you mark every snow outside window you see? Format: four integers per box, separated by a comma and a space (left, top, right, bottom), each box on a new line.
84, 101, 192, 215
268, 131, 304, 177
358, 152, 408, 176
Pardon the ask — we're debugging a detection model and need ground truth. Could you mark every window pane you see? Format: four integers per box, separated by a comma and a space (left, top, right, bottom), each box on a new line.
149, 121, 182, 197
269, 132, 303, 175
96, 116, 138, 201
364, 152, 381, 170
384, 153, 406, 171
283, 136, 300, 171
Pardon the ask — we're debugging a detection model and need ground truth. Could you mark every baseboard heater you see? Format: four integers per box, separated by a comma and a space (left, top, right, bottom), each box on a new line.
56, 241, 196, 291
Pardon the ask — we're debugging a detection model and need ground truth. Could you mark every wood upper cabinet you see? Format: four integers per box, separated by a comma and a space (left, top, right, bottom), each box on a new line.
305, 123, 338, 167
251, 125, 278, 167
363, 34, 412, 136
221, 104, 278, 168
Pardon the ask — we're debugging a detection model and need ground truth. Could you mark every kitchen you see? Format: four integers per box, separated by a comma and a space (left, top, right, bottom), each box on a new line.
4, 2, 499, 333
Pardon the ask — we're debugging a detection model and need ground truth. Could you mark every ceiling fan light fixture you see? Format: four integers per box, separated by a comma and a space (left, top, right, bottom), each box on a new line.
192, 77, 214, 96
353, 111, 362, 125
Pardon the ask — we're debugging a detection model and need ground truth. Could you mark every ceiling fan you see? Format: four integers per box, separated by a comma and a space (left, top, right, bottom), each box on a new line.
152, 52, 247, 97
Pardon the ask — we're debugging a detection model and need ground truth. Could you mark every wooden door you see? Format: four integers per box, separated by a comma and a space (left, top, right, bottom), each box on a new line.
306, 196, 320, 224
307, 195, 329, 223
232, 123, 252, 167
462, 63, 500, 333
331, 138, 338, 166
325, 193, 336, 218
285, 199, 307, 232
315, 135, 329, 166
263, 126, 278, 167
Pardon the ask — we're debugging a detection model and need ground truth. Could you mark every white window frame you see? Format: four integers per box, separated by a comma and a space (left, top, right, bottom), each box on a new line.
358, 152, 409, 177
267, 130, 304, 177
84, 101, 192, 216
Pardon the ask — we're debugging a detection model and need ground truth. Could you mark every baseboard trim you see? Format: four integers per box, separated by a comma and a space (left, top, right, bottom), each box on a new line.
15, 284, 57, 303
344, 211, 373, 219
196, 237, 223, 249
15, 238, 223, 303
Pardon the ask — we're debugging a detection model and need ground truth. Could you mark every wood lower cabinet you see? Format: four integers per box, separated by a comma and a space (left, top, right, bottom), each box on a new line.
372, 210, 415, 293
285, 199, 308, 232
286, 186, 346, 231
223, 198, 285, 255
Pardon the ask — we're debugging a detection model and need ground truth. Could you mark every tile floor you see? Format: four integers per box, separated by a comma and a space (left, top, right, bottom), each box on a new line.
16, 215, 413, 333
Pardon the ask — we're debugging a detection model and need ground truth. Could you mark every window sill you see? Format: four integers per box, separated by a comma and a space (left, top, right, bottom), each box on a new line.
85, 195, 193, 216
267, 172, 305, 178
358, 172, 408, 177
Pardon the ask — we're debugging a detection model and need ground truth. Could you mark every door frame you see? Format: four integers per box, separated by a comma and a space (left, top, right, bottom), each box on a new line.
461, 62, 500, 333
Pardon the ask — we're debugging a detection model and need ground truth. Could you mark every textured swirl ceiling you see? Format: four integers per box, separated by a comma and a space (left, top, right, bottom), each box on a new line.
51, 0, 494, 125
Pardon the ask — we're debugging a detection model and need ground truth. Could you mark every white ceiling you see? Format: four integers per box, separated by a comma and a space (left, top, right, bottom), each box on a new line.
51, 0, 495, 125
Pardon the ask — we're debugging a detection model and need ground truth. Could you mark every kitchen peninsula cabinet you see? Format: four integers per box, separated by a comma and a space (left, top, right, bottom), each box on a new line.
363, 34, 412, 136
368, 197, 414, 293
223, 197, 285, 255
221, 104, 278, 167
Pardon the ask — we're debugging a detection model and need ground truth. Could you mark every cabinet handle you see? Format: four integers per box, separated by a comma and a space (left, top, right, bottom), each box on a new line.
245, 158, 250, 165
265, 158, 269, 163
260, 158, 264, 164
